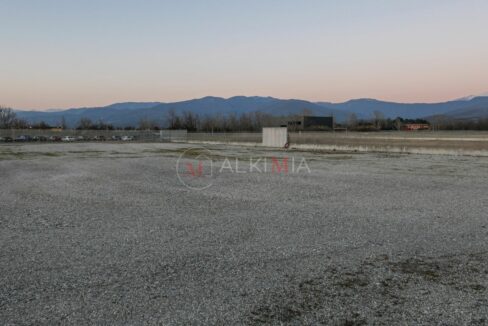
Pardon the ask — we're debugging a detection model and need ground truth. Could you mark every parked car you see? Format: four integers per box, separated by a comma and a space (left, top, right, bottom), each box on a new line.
32, 135, 48, 142
93, 135, 106, 141
76, 136, 85, 141
121, 135, 134, 141
15, 135, 32, 142
61, 136, 76, 142
3, 136, 13, 142
49, 135, 62, 142
111, 135, 122, 141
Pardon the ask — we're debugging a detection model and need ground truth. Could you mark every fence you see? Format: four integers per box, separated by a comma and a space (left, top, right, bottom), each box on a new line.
184, 130, 488, 145
185, 131, 488, 154
3, 129, 488, 154
0, 129, 259, 143
187, 132, 262, 144
0, 129, 188, 142
160, 130, 188, 142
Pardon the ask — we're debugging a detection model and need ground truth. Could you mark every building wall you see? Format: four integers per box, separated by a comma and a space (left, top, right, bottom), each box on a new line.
302, 116, 334, 130
401, 124, 430, 131
262, 127, 288, 147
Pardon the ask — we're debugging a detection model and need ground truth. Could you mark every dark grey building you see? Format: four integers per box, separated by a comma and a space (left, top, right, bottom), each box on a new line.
281, 115, 334, 131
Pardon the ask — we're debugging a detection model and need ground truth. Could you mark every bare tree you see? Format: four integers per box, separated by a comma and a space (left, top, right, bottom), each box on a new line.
347, 113, 358, 129
31, 121, 52, 129
430, 115, 447, 131
0, 106, 17, 129
200, 114, 218, 132
77, 118, 93, 130
238, 113, 253, 131
394, 117, 402, 131
10, 118, 29, 129
138, 118, 155, 130
227, 113, 238, 131
182, 111, 199, 131
60, 116, 67, 129
165, 109, 184, 129
165, 109, 177, 129
373, 110, 385, 130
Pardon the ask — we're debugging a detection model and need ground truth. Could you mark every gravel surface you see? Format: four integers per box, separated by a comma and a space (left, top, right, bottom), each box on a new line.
1, 142, 487, 325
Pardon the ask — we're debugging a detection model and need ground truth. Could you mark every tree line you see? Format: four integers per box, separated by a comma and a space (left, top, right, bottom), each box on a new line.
62, 111, 278, 131
0, 106, 278, 131
345, 111, 431, 131
345, 111, 488, 131
165, 110, 276, 132
2, 105, 488, 131
0, 106, 30, 129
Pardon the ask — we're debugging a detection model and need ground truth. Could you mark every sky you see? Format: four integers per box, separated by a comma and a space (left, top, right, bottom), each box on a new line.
1, 0, 488, 110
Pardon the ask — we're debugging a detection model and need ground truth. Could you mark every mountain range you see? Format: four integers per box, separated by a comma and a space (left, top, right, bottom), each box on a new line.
14, 95, 488, 128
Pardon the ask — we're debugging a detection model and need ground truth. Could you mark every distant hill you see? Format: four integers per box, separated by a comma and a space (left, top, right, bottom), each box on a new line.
15, 96, 347, 128
316, 96, 488, 120
14, 95, 488, 127
425, 101, 488, 121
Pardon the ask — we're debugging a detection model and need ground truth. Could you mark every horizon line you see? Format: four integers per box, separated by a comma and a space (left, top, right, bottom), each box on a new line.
11, 93, 488, 112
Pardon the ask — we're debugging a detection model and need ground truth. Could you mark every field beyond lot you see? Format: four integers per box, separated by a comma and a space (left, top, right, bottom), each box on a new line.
1, 142, 487, 324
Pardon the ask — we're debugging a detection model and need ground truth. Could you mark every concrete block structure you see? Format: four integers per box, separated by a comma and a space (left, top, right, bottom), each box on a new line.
262, 127, 288, 147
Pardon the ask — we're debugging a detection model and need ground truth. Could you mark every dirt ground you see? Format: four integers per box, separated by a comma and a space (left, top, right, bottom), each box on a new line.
1, 142, 487, 325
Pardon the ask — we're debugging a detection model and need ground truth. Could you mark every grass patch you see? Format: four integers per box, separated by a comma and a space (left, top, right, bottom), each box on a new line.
68, 150, 105, 154
389, 258, 441, 280
40, 152, 63, 157
0, 151, 63, 160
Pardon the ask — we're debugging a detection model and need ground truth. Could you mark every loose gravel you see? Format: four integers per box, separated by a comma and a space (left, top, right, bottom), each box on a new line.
1, 142, 487, 325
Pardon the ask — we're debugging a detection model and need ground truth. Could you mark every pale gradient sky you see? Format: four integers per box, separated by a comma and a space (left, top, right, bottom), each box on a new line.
1, 0, 488, 110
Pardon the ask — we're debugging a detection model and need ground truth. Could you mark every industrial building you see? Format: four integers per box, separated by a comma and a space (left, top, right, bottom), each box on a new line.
281, 115, 334, 131
401, 123, 431, 131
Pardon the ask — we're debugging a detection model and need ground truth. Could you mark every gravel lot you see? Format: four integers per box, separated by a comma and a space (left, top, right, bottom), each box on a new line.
1, 142, 487, 325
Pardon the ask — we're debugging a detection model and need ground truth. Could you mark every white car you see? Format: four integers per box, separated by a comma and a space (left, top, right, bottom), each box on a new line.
61, 136, 76, 142
121, 136, 134, 141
